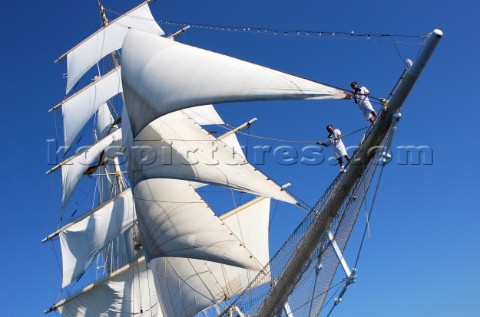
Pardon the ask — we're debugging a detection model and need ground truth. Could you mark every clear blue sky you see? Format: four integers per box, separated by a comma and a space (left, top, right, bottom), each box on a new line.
0, 0, 479, 316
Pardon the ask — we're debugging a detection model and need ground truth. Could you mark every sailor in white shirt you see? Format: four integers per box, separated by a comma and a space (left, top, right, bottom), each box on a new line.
317, 125, 351, 173
351, 81, 378, 124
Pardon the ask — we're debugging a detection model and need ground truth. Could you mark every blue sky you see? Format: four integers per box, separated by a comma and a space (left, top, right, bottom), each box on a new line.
0, 0, 479, 316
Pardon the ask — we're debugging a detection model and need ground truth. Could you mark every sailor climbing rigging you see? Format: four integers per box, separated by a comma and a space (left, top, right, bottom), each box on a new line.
317, 125, 351, 173
350, 81, 378, 124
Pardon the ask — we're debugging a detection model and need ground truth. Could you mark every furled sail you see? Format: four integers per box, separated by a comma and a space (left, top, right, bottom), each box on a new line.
133, 178, 262, 271
121, 29, 349, 137
56, 67, 122, 150
60, 2, 164, 93
58, 129, 122, 210
56, 258, 160, 317
56, 189, 135, 287
128, 111, 296, 204
150, 198, 271, 317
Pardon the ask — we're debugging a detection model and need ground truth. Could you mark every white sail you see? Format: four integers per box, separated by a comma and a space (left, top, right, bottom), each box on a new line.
57, 258, 160, 317
182, 104, 224, 125
129, 111, 297, 204
102, 226, 143, 274
58, 189, 135, 287
59, 67, 122, 150
96, 103, 116, 139
221, 197, 271, 266
150, 198, 271, 317
121, 29, 349, 137
61, 3, 164, 93
221, 132, 245, 158
133, 178, 262, 271
60, 129, 122, 210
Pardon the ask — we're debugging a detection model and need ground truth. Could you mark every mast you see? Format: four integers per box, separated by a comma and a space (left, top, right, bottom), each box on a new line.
255, 29, 443, 317
98, 0, 125, 192
98, 1, 121, 88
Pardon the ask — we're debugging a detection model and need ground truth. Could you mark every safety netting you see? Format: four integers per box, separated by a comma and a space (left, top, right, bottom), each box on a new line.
219, 126, 391, 317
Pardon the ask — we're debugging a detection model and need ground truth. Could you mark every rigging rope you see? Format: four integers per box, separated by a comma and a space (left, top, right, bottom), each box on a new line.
289, 279, 345, 317
135, 125, 370, 145
236, 125, 370, 144
105, 7, 423, 45
354, 162, 386, 268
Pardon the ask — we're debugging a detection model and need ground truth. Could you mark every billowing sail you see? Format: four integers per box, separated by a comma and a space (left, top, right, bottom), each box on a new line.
57, 258, 160, 317
59, 67, 122, 150
150, 198, 271, 317
59, 129, 122, 210
58, 189, 135, 287
133, 178, 262, 271
121, 29, 349, 137
129, 111, 296, 204
61, 2, 164, 93
221, 197, 271, 266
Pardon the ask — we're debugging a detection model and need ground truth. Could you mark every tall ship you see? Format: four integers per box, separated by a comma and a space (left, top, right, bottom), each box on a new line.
43, 1, 442, 316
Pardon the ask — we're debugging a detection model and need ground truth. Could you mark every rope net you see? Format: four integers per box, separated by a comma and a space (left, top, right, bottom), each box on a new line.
218, 126, 391, 317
